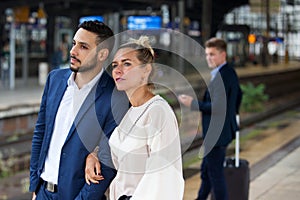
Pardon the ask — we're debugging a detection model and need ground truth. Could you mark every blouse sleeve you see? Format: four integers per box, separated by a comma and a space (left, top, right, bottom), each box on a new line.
131, 103, 185, 200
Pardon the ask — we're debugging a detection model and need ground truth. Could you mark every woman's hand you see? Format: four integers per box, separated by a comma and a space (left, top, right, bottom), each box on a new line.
85, 152, 104, 185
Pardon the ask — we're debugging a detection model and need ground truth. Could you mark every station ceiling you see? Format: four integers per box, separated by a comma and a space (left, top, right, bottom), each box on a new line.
0, 0, 249, 16
0, 0, 178, 14
0, 0, 249, 36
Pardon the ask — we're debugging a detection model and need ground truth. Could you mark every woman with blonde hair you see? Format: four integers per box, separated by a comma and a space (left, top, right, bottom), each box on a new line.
85, 36, 184, 200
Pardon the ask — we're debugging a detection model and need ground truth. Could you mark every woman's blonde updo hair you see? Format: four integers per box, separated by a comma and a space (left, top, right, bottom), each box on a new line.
119, 36, 155, 89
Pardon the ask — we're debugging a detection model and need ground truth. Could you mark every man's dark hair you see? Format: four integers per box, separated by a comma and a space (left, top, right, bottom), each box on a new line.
78, 20, 115, 53
205, 37, 227, 52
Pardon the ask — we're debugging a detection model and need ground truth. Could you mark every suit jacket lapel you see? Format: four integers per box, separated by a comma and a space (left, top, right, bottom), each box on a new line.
206, 64, 228, 101
65, 71, 110, 143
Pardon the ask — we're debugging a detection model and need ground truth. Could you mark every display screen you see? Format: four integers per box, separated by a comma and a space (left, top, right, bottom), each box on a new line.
127, 16, 162, 30
79, 16, 104, 24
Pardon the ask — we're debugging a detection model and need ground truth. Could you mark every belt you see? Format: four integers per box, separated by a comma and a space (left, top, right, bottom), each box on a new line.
41, 179, 58, 193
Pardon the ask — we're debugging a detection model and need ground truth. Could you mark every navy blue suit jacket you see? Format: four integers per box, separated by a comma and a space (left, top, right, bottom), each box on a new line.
191, 63, 242, 147
29, 68, 127, 199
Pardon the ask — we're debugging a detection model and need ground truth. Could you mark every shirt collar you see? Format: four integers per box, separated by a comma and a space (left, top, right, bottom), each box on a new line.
210, 62, 226, 81
67, 68, 104, 89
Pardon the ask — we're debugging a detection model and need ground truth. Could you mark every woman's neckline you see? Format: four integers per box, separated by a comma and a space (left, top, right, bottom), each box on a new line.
131, 95, 160, 109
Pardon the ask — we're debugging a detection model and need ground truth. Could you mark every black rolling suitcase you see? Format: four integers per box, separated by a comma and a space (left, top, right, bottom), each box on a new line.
224, 115, 250, 200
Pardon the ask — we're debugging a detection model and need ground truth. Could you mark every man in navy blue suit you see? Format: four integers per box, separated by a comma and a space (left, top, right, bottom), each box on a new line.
29, 20, 127, 200
178, 37, 242, 200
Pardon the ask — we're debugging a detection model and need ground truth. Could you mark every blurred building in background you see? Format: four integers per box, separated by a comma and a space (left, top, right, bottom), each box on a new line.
3, 1, 299, 88
219, 0, 300, 66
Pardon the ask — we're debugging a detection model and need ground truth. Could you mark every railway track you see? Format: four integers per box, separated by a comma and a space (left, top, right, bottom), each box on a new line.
1, 67, 300, 175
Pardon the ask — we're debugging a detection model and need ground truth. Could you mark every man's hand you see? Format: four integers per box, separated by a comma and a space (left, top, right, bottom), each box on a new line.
85, 153, 104, 185
178, 94, 193, 108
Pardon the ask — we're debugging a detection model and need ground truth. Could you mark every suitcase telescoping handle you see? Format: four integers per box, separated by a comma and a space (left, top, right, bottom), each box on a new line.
235, 115, 240, 167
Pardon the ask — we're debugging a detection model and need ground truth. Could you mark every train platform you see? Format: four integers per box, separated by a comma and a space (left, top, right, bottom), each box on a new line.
183, 106, 300, 200
0, 60, 300, 199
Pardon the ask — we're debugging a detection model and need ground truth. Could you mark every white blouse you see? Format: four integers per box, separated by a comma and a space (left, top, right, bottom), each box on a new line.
109, 95, 184, 200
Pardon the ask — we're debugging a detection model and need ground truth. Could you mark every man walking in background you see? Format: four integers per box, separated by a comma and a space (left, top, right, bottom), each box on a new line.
178, 37, 242, 200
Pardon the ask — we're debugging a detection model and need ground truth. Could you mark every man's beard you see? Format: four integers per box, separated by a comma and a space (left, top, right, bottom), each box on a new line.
70, 55, 97, 73
70, 65, 79, 73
